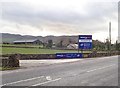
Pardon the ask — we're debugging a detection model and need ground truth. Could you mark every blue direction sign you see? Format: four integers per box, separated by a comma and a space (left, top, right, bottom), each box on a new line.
78, 35, 92, 49
56, 53, 83, 59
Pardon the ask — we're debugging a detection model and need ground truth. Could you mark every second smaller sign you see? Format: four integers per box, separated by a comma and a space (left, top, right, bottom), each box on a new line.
56, 53, 83, 59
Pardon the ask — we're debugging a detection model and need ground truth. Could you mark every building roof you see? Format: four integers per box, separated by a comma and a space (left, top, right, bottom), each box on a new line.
13, 39, 40, 43
67, 44, 78, 47
67, 44, 78, 49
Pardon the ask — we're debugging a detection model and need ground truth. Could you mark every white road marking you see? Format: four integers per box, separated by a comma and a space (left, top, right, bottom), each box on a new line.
81, 80, 88, 84
32, 78, 61, 86
73, 74, 77, 76
46, 76, 52, 81
86, 64, 116, 73
2, 76, 44, 86
86, 69, 97, 72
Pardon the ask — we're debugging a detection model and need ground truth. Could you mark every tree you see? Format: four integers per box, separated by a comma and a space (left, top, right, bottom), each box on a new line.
106, 39, 110, 51
116, 40, 120, 51
69, 38, 72, 43
56, 40, 63, 48
46, 40, 53, 48
42, 42, 46, 48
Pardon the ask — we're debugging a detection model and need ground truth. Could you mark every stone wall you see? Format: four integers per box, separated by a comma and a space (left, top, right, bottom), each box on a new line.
13, 51, 119, 60
88, 51, 119, 58
1, 54, 20, 67
20, 54, 56, 60
1, 51, 119, 66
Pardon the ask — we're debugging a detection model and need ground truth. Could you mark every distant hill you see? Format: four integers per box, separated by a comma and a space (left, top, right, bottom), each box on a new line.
0, 33, 105, 47
1, 33, 41, 43
0, 33, 78, 44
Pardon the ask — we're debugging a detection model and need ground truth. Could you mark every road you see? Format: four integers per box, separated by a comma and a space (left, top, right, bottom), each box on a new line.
1, 56, 118, 87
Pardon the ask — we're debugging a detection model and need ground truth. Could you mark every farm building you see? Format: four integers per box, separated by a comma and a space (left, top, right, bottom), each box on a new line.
13, 39, 42, 44
67, 44, 78, 49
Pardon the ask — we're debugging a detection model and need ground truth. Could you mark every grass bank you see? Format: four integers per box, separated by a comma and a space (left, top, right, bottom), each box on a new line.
0, 67, 20, 71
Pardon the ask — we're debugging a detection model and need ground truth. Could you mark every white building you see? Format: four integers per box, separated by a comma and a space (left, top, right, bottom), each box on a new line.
67, 44, 78, 49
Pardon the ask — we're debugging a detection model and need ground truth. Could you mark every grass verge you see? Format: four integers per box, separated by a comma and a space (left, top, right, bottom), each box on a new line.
0, 67, 20, 71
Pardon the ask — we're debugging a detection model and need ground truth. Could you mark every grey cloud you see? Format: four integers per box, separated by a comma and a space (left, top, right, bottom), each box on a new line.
1, 1, 118, 34
2, 2, 85, 25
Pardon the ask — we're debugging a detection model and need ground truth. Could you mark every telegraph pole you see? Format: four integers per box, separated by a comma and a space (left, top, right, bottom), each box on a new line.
109, 22, 111, 53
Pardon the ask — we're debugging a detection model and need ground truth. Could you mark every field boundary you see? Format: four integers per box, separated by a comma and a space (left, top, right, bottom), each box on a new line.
1, 51, 119, 60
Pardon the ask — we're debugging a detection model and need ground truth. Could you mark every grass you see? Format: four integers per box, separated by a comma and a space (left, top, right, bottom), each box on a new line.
1, 44, 43, 48
1, 47, 79, 54
0, 67, 19, 71
0, 44, 92, 55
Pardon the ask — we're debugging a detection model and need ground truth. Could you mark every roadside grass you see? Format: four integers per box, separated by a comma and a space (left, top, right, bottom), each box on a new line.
0, 67, 20, 71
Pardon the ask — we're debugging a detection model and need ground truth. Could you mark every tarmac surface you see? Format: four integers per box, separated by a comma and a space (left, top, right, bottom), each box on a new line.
1, 56, 118, 86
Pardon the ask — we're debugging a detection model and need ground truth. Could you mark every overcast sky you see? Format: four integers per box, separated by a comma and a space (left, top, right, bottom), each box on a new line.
0, 0, 119, 43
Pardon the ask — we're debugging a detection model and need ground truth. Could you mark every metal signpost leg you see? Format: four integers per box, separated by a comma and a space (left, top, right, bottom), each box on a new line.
78, 49, 79, 53
78, 35, 79, 53
81, 49, 82, 54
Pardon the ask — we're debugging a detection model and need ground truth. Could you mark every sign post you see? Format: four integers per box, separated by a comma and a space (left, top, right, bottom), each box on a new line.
55, 35, 92, 59
78, 35, 92, 54
78, 36, 80, 53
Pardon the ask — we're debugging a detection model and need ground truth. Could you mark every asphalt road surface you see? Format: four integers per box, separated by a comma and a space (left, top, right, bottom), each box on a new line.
2, 56, 118, 86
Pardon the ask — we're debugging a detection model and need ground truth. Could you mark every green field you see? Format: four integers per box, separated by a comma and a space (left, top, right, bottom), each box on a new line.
1, 44, 43, 48
1, 44, 92, 55
1, 47, 79, 54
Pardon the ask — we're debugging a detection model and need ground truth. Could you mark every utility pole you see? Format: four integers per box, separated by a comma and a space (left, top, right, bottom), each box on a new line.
109, 22, 111, 54
109, 22, 111, 49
